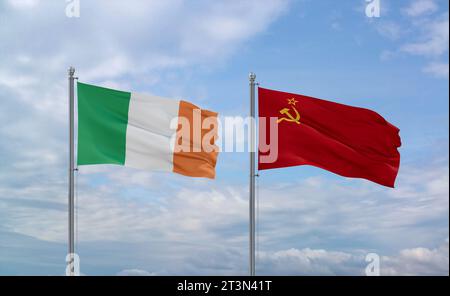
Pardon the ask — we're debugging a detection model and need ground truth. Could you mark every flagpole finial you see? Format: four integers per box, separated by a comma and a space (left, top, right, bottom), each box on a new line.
249, 72, 256, 82
68, 67, 75, 76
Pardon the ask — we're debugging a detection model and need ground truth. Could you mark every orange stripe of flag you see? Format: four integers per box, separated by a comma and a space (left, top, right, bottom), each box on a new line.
173, 100, 219, 178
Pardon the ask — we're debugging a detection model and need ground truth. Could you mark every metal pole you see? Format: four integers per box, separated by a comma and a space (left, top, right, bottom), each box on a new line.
249, 72, 256, 276
68, 67, 75, 276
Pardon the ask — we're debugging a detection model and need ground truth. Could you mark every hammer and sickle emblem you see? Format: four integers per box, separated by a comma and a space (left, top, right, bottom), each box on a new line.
277, 98, 301, 125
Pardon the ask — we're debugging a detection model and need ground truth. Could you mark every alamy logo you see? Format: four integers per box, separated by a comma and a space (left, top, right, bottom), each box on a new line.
365, 0, 381, 18
65, 0, 80, 18
65, 253, 81, 276
365, 253, 380, 276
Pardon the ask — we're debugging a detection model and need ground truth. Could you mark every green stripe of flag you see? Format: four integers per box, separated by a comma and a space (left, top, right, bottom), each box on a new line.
77, 82, 131, 166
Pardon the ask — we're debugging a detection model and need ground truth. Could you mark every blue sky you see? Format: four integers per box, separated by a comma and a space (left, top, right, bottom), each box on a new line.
0, 0, 448, 275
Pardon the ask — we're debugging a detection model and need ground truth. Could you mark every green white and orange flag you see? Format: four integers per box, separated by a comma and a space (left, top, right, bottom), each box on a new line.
77, 82, 219, 178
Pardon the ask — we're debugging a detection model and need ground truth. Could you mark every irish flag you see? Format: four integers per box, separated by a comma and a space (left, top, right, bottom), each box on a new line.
77, 82, 219, 178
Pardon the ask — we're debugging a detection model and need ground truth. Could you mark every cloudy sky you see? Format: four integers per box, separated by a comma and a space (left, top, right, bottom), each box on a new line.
0, 0, 448, 275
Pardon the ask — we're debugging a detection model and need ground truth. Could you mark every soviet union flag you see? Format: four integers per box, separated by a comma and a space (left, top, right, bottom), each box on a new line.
258, 87, 401, 188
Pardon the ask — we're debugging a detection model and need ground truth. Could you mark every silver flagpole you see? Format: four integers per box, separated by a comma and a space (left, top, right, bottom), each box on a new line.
249, 72, 256, 276
68, 67, 75, 276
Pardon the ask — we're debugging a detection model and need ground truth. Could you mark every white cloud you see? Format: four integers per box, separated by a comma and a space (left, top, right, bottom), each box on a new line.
401, 13, 449, 57
117, 269, 156, 276
106, 169, 157, 189
382, 239, 449, 275
258, 248, 357, 275
257, 239, 449, 275
423, 62, 449, 78
376, 21, 403, 40
374, 4, 449, 79
403, 0, 438, 17
7, 0, 41, 9
0, 142, 448, 274
380, 50, 397, 61
1, 152, 447, 274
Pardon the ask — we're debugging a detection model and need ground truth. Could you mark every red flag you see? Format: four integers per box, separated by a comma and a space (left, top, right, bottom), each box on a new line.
258, 87, 401, 187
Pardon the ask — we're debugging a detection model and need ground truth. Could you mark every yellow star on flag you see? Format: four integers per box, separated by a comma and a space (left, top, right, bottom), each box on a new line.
287, 98, 298, 106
